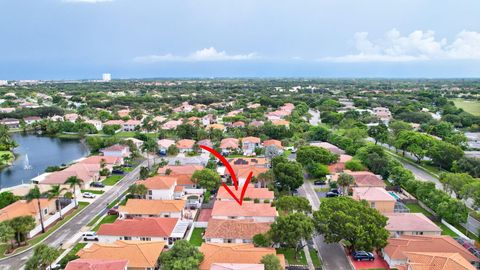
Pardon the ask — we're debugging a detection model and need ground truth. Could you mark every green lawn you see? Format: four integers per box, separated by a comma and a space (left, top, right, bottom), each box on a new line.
451, 98, 480, 116
81, 189, 105, 195
102, 175, 123, 185
189, 228, 205, 246
309, 249, 322, 268
93, 215, 118, 231
0, 244, 7, 257
406, 203, 458, 237
276, 248, 307, 265
1, 202, 89, 258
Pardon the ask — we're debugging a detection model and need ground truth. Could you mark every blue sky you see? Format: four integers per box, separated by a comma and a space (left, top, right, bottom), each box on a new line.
1, 0, 479, 79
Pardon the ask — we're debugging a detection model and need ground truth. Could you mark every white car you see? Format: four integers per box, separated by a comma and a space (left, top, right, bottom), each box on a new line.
82, 231, 98, 241
82, 192, 96, 199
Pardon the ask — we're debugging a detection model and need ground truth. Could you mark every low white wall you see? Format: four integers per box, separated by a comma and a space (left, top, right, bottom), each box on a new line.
441, 219, 472, 242
29, 201, 75, 238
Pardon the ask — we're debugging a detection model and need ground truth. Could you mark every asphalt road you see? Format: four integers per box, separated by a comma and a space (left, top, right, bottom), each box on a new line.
299, 180, 353, 270
0, 159, 148, 270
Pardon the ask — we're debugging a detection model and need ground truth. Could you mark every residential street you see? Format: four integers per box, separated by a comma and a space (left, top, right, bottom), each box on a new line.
0, 159, 149, 270
298, 180, 353, 270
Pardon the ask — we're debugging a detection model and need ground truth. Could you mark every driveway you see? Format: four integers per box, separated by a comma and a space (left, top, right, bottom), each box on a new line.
0, 159, 149, 270
299, 180, 352, 270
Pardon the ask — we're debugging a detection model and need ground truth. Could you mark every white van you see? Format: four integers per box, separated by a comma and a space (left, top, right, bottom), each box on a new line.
82, 231, 98, 241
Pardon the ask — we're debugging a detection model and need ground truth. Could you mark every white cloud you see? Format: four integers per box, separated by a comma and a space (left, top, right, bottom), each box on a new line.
134, 47, 257, 63
62, 0, 114, 3
322, 29, 480, 62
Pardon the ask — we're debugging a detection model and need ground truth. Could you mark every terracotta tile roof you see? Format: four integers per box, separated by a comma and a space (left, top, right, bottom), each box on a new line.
176, 139, 196, 149
242, 137, 260, 144
212, 201, 277, 218
229, 166, 269, 179
383, 235, 479, 263
157, 139, 175, 149
79, 156, 122, 165
198, 139, 213, 148
119, 199, 185, 215
310, 142, 345, 155
384, 213, 442, 234
248, 121, 264, 127
262, 139, 282, 149
65, 259, 129, 270
0, 199, 53, 223
210, 263, 263, 270
97, 217, 178, 237
42, 163, 100, 185
136, 176, 177, 190
217, 185, 274, 201
204, 219, 271, 240
207, 124, 226, 130
104, 120, 124, 126
332, 171, 386, 188
232, 121, 246, 127
77, 240, 165, 269
220, 138, 240, 149
404, 252, 476, 270
158, 165, 204, 176
271, 119, 290, 126
352, 187, 396, 202
101, 144, 129, 152
199, 243, 285, 270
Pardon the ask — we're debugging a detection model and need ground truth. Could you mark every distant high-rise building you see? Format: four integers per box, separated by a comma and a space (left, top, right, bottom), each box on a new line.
102, 73, 112, 82
0, 80, 8, 86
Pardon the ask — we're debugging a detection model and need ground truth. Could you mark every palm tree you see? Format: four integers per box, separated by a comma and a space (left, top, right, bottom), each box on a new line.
46, 185, 67, 220
142, 138, 158, 168
64, 176, 84, 208
337, 173, 355, 195
25, 185, 46, 234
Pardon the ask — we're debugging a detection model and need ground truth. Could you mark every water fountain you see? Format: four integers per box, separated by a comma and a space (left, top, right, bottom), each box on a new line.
24, 154, 32, 170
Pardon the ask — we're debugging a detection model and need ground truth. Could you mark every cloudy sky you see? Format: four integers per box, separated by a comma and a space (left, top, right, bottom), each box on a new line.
1, 0, 479, 79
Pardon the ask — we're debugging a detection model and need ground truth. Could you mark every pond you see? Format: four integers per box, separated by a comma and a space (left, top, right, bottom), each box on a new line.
0, 133, 90, 189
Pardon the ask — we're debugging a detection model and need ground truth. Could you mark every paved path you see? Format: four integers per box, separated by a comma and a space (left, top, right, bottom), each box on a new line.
299, 180, 352, 270
0, 159, 148, 270
309, 109, 321, 126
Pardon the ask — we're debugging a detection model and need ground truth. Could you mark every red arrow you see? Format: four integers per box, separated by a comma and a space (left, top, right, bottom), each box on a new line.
200, 145, 253, 205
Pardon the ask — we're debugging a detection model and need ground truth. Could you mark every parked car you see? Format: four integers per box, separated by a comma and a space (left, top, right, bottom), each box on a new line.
314, 180, 326, 185
83, 192, 96, 199
90, 181, 105, 188
112, 169, 124, 174
82, 231, 98, 241
468, 247, 480, 259
352, 251, 375, 261
326, 191, 339, 197
107, 208, 119, 215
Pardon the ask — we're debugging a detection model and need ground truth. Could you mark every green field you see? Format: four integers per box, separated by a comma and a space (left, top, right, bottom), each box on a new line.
102, 175, 123, 185
451, 99, 480, 116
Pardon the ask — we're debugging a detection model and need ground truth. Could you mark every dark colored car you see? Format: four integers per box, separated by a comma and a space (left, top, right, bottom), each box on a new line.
107, 208, 119, 215
314, 180, 326, 185
326, 191, 339, 197
112, 169, 124, 174
90, 181, 105, 188
352, 251, 375, 261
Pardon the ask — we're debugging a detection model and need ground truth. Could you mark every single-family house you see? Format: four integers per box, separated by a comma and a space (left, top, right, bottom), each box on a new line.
331, 171, 386, 188
204, 219, 272, 244
162, 120, 183, 130
97, 217, 188, 246
157, 165, 204, 188
85, 119, 103, 131
352, 187, 396, 213
383, 235, 479, 269
157, 139, 175, 155
399, 252, 476, 270
262, 139, 283, 152
211, 201, 277, 222
79, 155, 124, 167
176, 139, 196, 153
228, 166, 269, 187
327, 154, 353, 173
0, 118, 20, 129
40, 163, 101, 189
138, 176, 177, 200
101, 144, 130, 158
220, 138, 240, 155
216, 185, 274, 202
271, 119, 290, 127
385, 213, 442, 237
77, 240, 165, 270
122, 120, 141, 132
202, 114, 216, 126
242, 137, 261, 156
227, 158, 268, 168
206, 124, 226, 131
249, 120, 264, 128
232, 121, 246, 128
199, 243, 285, 270
0, 199, 56, 225
118, 199, 185, 219
117, 109, 131, 118
373, 107, 392, 123
124, 137, 144, 150
64, 113, 79, 122
310, 142, 345, 155
198, 139, 213, 153
65, 259, 128, 270
23, 116, 42, 125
